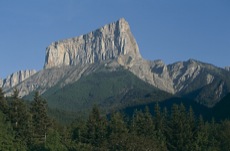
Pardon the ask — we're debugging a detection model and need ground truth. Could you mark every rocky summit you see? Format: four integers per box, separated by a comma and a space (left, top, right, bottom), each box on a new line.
44, 18, 141, 69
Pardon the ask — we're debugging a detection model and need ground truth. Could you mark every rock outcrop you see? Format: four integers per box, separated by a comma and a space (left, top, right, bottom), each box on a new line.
44, 18, 141, 69
0, 78, 2, 88
2, 70, 36, 91
225, 66, 230, 71
130, 58, 230, 107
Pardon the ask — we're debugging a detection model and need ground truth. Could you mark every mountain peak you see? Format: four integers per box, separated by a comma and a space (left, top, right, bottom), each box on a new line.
116, 17, 129, 29
44, 18, 141, 69
118, 17, 126, 22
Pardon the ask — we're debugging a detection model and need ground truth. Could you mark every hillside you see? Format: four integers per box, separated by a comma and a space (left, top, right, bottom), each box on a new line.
212, 93, 230, 120
42, 67, 171, 113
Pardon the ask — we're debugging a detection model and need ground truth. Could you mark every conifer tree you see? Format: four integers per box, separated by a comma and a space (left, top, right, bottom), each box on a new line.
142, 106, 155, 137
154, 104, 168, 150
31, 91, 51, 149
193, 115, 209, 150
0, 111, 15, 151
167, 104, 185, 151
107, 112, 128, 150
45, 129, 68, 151
219, 120, 230, 151
0, 88, 3, 100
207, 118, 220, 150
9, 89, 30, 149
131, 110, 145, 135
0, 88, 8, 114
85, 105, 107, 149
70, 117, 86, 143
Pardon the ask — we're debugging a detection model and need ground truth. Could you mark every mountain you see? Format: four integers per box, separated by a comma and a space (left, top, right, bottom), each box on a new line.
3, 18, 230, 111
128, 58, 230, 107
5, 18, 142, 96
168, 59, 230, 107
1, 70, 36, 94
39, 18, 230, 106
225, 66, 230, 71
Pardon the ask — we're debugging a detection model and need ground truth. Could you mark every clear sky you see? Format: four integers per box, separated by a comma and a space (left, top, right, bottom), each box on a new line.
0, 0, 229, 78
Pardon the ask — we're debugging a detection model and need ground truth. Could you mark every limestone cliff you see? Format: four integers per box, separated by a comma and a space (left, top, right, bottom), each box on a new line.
44, 18, 141, 69
2, 70, 36, 90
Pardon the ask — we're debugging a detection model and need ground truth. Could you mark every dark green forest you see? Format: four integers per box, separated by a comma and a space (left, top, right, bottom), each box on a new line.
1, 88, 230, 151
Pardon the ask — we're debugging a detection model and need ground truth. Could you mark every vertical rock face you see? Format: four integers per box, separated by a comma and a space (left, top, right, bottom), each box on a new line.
0, 78, 2, 88
149, 60, 174, 93
2, 70, 36, 90
44, 18, 141, 69
167, 59, 202, 92
225, 66, 230, 71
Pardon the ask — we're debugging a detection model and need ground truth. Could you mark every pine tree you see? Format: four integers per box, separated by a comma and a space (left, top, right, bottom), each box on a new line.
193, 115, 209, 150
184, 106, 196, 150
0, 88, 8, 114
31, 91, 51, 150
0, 88, 3, 100
219, 120, 230, 151
130, 110, 145, 135
0, 111, 15, 151
167, 104, 189, 151
85, 105, 108, 149
142, 107, 155, 136
45, 129, 68, 151
108, 112, 128, 150
9, 89, 30, 150
154, 103, 166, 145
178, 103, 192, 150
70, 117, 86, 143
207, 118, 220, 150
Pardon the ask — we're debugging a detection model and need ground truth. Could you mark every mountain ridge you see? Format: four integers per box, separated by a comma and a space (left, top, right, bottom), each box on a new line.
2, 18, 230, 108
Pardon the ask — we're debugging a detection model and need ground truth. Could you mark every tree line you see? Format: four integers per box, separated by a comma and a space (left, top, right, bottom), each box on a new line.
0, 88, 230, 150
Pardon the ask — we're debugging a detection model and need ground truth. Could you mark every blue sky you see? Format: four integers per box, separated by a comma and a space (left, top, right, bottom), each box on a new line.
0, 0, 229, 78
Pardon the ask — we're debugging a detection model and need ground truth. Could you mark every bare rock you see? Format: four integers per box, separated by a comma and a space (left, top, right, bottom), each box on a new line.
44, 18, 141, 69
225, 66, 230, 71
2, 70, 36, 91
0, 78, 2, 88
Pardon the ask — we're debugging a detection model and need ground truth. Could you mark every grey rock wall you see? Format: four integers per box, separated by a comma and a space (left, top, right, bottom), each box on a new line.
2, 70, 36, 90
44, 18, 141, 69
0, 78, 2, 88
